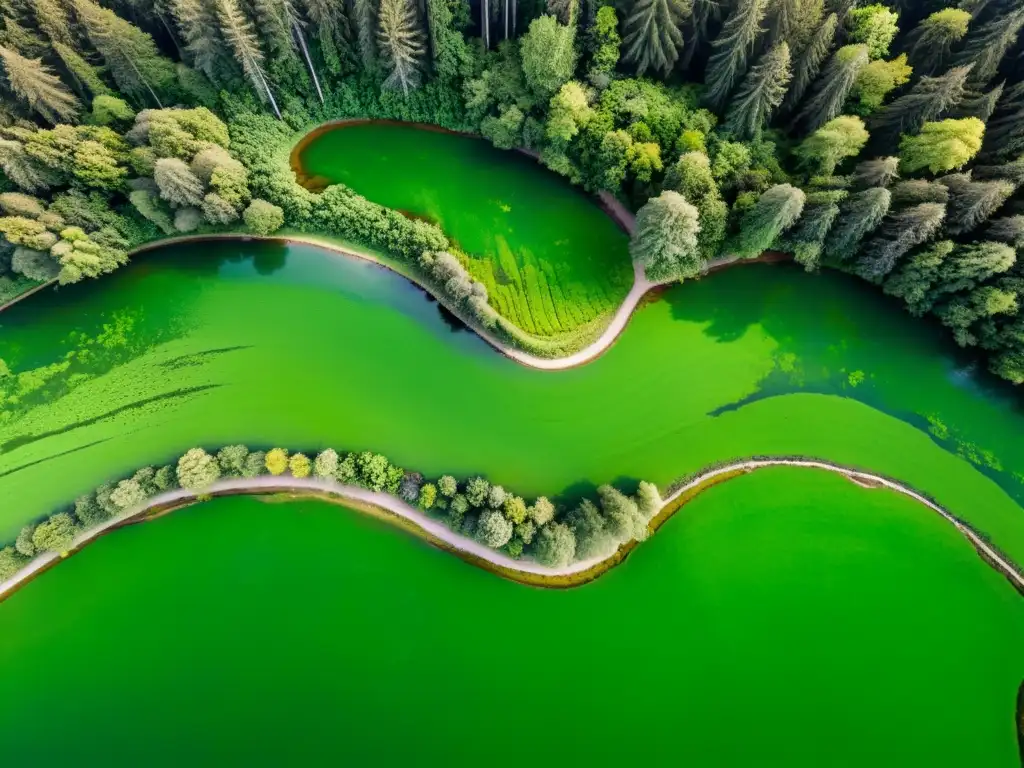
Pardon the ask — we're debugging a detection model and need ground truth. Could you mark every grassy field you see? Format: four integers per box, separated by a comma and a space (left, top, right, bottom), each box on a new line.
295, 122, 633, 337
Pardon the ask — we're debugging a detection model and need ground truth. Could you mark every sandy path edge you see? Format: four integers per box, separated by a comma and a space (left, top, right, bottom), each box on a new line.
2, 459, 1021, 600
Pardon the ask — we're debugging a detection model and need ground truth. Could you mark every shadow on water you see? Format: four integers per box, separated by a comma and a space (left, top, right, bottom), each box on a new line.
0, 384, 223, 454
669, 263, 1024, 505
422, 292, 467, 333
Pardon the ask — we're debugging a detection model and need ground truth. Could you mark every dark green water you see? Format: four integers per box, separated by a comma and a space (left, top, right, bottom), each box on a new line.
0, 469, 1021, 766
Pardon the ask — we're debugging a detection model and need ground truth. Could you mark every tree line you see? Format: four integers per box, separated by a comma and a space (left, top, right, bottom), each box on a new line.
0, 0, 1022, 381
0, 443, 661, 579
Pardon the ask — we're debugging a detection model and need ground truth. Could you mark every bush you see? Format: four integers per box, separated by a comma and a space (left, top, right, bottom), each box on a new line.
243, 199, 284, 235
176, 447, 221, 491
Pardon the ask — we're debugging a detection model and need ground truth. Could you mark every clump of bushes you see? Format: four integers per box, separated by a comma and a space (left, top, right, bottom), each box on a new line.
0, 443, 662, 580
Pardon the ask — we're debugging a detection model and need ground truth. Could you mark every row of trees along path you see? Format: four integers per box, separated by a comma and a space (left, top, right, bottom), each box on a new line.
2, 459, 1021, 600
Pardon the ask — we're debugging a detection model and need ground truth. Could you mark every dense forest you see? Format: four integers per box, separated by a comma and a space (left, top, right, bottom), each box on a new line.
0, 0, 1023, 382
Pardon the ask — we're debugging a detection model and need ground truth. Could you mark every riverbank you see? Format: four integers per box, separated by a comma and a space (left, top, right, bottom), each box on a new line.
3, 457, 1021, 600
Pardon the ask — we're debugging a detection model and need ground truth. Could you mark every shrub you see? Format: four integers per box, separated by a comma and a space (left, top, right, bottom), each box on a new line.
289, 452, 312, 478
265, 447, 289, 476
31, 512, 79, 554
176, 447, 221, 491
243, 199, 284, 235
217, 444, 250, 477
418, 483, 437, 509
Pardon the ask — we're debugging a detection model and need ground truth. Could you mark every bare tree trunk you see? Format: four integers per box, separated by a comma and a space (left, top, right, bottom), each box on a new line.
483, 0, 489, 49
255, 65, 283, 119
120, 46, 164, 108
512, 0, 516, 36
504, 0, 509, 40
292, 22, 325, 103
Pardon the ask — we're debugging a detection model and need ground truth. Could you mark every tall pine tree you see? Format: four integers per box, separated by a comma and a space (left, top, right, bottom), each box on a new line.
621, 0, 688, 77
703, 0, 768, 111
724, 42, 791, 139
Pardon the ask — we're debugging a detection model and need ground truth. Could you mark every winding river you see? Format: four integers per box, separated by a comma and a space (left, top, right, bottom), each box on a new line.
0, 122, 1023, 764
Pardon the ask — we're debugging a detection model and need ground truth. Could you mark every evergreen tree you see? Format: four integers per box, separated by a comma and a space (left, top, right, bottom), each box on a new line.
31, 0, 73, 47
795, 44, 868, 131
52, 42, 111, 100
825, 186, 890, 261
621, 0, 688, 77
171, 0, 236, 85
302, 0, 354, 76
765, 0, 799, 46
854, 202, 945, 282
949, 82, 1004, 122
352, 0, 378, 72
377, 0, 426, 96
703, 0, 769, 111
216, 0, 281, 118
905, 8, 970, 76
630, 190, 702, 282
883, 239, 954, 314
0, 139, 59, 192
940, 173, 1014, 235
850, 156, 898, 189
953, 5, 1024, 87
978, 82, 1024, 162
254, 0, 324, 103
987, 215, 1024, 247
724, 42, 791, 140
732, 183, 805, 258
782, 11, 836, 114
74, 0, 178, 108
780, 189, 844, 271
0, 45, 80, 124
868, 65, 972, 144
679, 0, 719, 69
890, 178, 949, 205
425, 0, 470, 80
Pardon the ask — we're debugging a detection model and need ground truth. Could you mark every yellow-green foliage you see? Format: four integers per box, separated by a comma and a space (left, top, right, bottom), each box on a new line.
265, 447, 289, 476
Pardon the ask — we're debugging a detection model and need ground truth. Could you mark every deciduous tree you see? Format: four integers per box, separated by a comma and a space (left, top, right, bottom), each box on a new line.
630, 190, 702, 282
899, 117, 984, 174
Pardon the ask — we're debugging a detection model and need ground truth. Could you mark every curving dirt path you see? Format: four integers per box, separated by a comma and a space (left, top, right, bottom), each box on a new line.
2, 458, 1021, 600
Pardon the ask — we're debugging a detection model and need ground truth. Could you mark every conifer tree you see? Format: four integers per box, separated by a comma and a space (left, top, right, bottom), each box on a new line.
950, 82, 1004, 122
352, 0, 378, 72
0, 139, 60, 192
987, 215, 1024, 248
621, 0, 688, 77
825, 186, 890, 262
216, 0, 282, 118
703, 0, 768, 111
255, 0, 324, 103
795, 44, 868, 132
424, 0, 469, 79
733, 183, 805, 258
854, 202, 945, 283
171, 0, 236, 86
765, 0, 798, 46
899, 117, 985, 175
377, 0, 426, 96
940, 174, 1014, 235
724, 42, 790, 140
31, 0, 73, 47
868, 65, 972, 144
953, 6, 1024, 87
302, 0, 354, 75
782, 11, 836, 114
905, 8, 970, 76
782, 189, 843, 271
679, 0, 718, 69
0, 45, 80, 124
52, 42, 111, 99
850, 156, 898, 189
74, 0, 178, 108
978, 82, 1024, 161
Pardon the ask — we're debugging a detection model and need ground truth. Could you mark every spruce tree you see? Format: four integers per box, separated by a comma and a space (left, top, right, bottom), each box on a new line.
171, 0, 236, 85
621, 0, 688, 77
950, 82, 1004, 122
52, 42, 111, 99
215, 0, 282, 118
301, 0, 354, 76
868, 65, 972, 144
724, 42, 790, 139
782, 11, 836, 115
703, 0, 769, 111
854, 202, 946, 283
978, 82, 1024, 162
765, 0, 799, 46
352, 0, 378, 72
905, 8, 970, 76
987, 215, 1024, 248
31, 0, 73, 47
824, 186, 890, 262
0, 45, 80, 124
782, 190, 843, 271
795, 44, 868, 132
953, 6, 1024, 87
679, 0, 718, 69
940, 174, 1014, 235
74, 0, 178, 108
377, 0, 426, 96
850, 156, 898, 189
